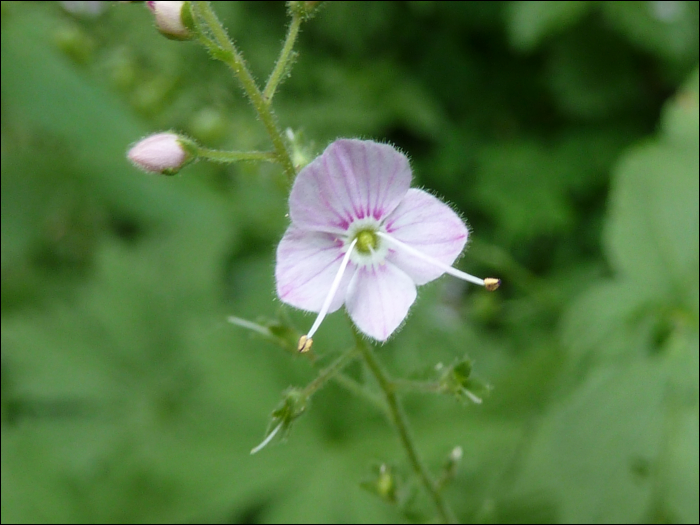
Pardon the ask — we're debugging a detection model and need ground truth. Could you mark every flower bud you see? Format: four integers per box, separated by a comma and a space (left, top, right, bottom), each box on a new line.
127, 132, 195, 175
438, 358, 490, 404
287, 1, 321, 20
360, 463, 399, 503
146, 1, 193, 41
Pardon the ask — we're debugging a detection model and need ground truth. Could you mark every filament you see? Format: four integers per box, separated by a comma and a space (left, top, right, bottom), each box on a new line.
377, 232, 486, 286
305, 238, 358, 340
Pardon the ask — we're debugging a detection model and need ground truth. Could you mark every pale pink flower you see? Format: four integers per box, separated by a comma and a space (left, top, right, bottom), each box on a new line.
127, 132, 192, 175
275, 139, 499, 346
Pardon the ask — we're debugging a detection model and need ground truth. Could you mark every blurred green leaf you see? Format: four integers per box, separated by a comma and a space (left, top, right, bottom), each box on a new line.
507, 1, 591, 51
546, 68, 699, 523
604, 69, 699, 302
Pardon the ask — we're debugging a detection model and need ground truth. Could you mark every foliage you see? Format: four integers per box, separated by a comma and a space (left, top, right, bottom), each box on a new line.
1, 1, 698, 523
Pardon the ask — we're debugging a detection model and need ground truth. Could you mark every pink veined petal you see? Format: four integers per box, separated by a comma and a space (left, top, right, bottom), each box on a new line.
345, 262, 417, 342
384, 188, 468, 285
276, 226, 356, 313
289, 139, 412, 233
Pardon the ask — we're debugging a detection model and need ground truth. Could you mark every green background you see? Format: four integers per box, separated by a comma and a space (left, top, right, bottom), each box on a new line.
2, 1, 698, 523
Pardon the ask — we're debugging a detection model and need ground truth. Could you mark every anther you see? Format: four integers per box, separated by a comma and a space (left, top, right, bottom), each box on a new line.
298, 335, 313, 353
484, 278, 501, 291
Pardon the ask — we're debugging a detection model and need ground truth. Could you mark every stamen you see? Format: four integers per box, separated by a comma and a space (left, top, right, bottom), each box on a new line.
300, 238, 358, 347
250, 422, 283, 455
377, 232, 499, 288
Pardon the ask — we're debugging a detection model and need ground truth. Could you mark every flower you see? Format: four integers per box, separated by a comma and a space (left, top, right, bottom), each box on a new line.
146, 1, 192, 41
275, 139, 499, 347
127, 132, 194, 175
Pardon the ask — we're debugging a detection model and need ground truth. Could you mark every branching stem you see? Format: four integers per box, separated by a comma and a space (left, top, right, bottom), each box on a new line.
191, 2, 297, 184
353, 329, 457, 524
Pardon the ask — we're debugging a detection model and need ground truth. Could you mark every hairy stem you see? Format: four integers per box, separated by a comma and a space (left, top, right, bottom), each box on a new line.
192, 2, 297, 184
353, 330, 457, 524
302, 346, 359, 398
393, 378, 442, 394
198, 148, 278, 164
264, 14, 303, 101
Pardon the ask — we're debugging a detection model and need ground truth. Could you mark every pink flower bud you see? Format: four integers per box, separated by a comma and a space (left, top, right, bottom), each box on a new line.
127, 132, 193, 175
147, 1, 192, 41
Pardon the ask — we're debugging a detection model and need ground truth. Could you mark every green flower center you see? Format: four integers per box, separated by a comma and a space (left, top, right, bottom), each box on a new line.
354, 229, 379, 254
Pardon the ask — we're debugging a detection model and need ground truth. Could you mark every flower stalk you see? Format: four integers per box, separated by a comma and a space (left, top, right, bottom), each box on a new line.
190, 2, 297, 184
353, 328, 458, 524
301, 345, 359, 398
197, 148, 278, 164
264, 14, 303, 101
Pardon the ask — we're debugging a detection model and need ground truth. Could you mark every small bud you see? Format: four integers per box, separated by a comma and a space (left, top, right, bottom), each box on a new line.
286, 128, 314, 171
127, 132, 195, 175
287, 1, 322, 20
376, 464, 395, 499
437, 446, 464, 490
360, 463, 398, 503
147, 1, 193, 41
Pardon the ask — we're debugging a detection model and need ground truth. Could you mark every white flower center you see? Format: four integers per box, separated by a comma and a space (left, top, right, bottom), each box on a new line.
344, 217, 389, 267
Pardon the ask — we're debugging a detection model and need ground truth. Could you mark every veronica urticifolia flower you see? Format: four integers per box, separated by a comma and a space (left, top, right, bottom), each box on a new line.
275, 139, 499, 349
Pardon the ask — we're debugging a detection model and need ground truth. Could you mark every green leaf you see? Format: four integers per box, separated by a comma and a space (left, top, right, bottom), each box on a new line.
551, 69, 700, 523
602, 2, 700, 63
507, 1, 591, 51
603, 72, 699, 302
512, 348, 696, 523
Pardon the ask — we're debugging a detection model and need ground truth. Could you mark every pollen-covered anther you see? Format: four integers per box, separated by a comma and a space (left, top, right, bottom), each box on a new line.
484, 278, 501, 292
297, 335, 313, 353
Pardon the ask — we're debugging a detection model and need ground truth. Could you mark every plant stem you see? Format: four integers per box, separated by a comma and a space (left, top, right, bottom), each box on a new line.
192, 2, 297, 185
393, 378, 442, 394
264, 14, 303, 101
353, 330, 457, 524
198, 148, 278, 164
302, 346, 358, 398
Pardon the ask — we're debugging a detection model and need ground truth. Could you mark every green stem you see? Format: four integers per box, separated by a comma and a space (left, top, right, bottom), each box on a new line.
302, 346, 358, 398
192, 2, 297, 185
198, 148, 278, 164
353, 330, 457, 524
393, 378, 442, 394
264, 14, 303, 101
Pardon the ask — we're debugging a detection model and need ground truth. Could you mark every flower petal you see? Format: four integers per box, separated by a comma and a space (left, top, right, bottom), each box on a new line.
289, 139, 412, 232
275, 226, 355, 313
345, 262, 417, 341
384, 188, 468, 285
